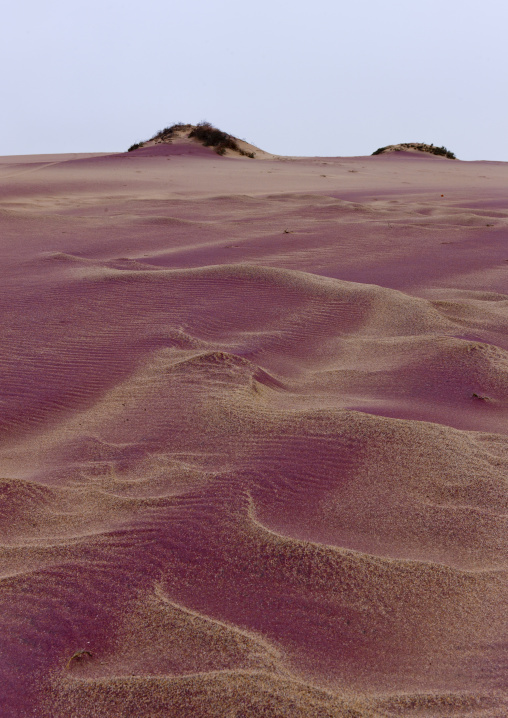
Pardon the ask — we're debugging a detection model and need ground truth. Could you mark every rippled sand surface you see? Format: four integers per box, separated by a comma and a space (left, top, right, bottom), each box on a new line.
0, 145, 507, 716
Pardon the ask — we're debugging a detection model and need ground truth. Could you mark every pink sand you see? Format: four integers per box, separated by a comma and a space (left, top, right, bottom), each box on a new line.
0, 143, 506, 717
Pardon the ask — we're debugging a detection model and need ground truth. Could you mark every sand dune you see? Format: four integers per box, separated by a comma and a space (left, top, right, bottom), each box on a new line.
0, 142, 506, 716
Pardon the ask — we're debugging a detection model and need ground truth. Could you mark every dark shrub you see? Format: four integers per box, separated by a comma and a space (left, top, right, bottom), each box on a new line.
128, 142, 144, 152
432, 145, 456, 159
189, 122, 239, 153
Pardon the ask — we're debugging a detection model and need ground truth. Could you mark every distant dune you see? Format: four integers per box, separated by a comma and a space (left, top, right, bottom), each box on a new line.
372, 142, 457, 159
0, 138, 506, 717
128, 121, 273, 159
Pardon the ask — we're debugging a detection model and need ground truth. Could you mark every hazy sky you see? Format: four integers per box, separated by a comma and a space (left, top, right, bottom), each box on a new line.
3, 0, 507, 160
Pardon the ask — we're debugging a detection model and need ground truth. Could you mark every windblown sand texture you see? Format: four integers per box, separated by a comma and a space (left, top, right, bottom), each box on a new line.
0, 138, 507, 717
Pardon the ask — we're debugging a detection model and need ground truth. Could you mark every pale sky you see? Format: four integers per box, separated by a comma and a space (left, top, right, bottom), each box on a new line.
3, 0, 507, 160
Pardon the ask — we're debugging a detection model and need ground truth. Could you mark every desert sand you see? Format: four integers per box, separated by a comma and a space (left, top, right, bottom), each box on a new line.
0, 135, 506, 717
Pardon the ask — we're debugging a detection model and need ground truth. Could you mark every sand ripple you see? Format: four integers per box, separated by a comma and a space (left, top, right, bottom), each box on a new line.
0, 149, 506, 716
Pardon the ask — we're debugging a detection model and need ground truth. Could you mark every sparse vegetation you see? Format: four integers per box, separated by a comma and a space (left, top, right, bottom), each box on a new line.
187, 122, 255, 157
189, 122, 240, 155
372, 143, 456, 159
129, 122, 256, 157
127, 142, 144, 152
153, 123, 192, 141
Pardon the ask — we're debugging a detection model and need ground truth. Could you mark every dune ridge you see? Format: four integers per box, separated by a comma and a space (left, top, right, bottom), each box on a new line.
0, 146, 506, 716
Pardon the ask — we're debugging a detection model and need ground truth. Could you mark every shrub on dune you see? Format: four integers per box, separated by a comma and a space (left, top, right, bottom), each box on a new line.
128, 122, 256, 157
189, 122, 240, 155
372, 143, 456, 159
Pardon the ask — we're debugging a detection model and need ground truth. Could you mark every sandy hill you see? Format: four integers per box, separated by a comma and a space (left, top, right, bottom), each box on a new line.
129, 122, 272, 159
372, 142, 457, 159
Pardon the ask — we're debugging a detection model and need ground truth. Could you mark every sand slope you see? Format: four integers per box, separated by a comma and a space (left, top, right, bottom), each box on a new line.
0, 145, 507, 716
